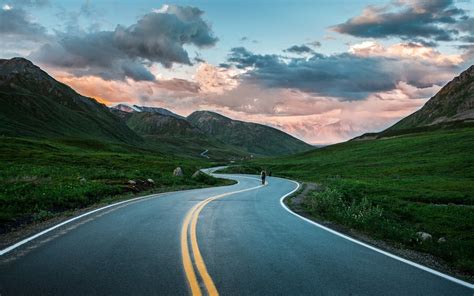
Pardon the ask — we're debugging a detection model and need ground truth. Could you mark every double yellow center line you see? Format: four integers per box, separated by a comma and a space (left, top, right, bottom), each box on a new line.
181, 182, 264, 296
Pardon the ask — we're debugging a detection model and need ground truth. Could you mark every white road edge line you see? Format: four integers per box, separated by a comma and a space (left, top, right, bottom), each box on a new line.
0, 180, 241, 256
277, 177, 474, 289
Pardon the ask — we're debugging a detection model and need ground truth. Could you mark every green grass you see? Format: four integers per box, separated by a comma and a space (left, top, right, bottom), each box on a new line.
223, 127, 474, 274
0, 137, 232, 231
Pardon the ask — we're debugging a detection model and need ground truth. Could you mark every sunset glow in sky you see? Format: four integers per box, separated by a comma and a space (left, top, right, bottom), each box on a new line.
1, 0, 473, 144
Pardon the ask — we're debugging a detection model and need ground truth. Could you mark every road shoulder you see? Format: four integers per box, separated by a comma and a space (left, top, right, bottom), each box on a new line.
283, 181, 474, 285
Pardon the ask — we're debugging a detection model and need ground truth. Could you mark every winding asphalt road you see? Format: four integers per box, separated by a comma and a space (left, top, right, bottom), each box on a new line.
0, 171, 472, 295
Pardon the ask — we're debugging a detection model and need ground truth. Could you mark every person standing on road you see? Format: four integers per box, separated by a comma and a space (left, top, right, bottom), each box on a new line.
261, 170, 266, 185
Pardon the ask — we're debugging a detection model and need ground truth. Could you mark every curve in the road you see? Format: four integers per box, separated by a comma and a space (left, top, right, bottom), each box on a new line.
181, 179, 265, 296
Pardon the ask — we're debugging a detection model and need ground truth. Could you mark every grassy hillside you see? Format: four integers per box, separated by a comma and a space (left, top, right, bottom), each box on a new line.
225, 127, 474, 274
0, 58, 141, 144
187, 110, 313, 156
0, 137, 232, 233
112, 110, 248, 160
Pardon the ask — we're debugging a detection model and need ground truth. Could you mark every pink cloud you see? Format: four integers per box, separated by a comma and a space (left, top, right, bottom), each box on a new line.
349, 41, 463, 66
52, 66, 434, 145
49, 44, 457, 145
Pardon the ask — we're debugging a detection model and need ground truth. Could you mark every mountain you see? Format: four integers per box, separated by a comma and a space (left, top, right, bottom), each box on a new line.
111, 108, 247, 159
387, 65, 474, 131
0, 57, 141, 143
111, 104, 184, 119
354, 65, 474, 140
187, 111, 313, 156
113, 110, 203, 137
0, 57, 310, 159
112, 104, 142, 113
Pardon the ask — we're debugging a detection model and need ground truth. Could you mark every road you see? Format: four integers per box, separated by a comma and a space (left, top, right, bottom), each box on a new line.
0, 171, 472, 295
200, 150, 210, 159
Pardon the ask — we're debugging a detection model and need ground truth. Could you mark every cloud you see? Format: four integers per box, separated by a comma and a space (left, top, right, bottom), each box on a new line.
239, 36, 258, 43
348, 41, 463, 66
284, 45, 315, 54
52, 52, 448, 145
30, 4, 218, 81
457, 16, 474, 43
155, 78, 200, 93
194, 63, 241, 94
307, 41, 322, 47
189, 82, 431, 144
60, 71, 434, 145
116, 5, 218, 66
331, 0, 467, 44
226, 46, 457, 100
0, 7, 48, 41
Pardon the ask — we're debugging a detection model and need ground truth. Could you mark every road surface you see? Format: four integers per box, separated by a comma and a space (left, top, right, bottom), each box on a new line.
1, 171, 472, 295
200, 150, 210, 159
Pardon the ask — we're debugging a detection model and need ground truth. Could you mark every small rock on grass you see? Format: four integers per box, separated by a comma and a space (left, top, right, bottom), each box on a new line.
416, 231, 432, 241
173, 167, 184, 177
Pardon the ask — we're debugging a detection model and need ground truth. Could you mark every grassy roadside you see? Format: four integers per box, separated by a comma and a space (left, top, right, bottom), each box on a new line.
0, 137, 233, 235
219, 127, 474, 276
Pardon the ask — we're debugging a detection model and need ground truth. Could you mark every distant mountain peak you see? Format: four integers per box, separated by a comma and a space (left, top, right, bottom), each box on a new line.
187, 110, 312, 156
110, 104, 184, 119
0, 57, 47, 80
189, 110, 231, 122
111, 104, 142, 113
0, 57, 34, 66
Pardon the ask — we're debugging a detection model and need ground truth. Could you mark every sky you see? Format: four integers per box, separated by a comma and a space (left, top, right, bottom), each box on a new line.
1, 0, 473, 144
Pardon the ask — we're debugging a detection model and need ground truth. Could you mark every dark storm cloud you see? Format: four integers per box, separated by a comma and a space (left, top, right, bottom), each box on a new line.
113, 6, 217, 67
0, 7, 48, 40
284, 45, 315, 54
31, 5, 218, 81
227, 47, 455, 100
331, 0, 466, 44
30, 31, 156, 81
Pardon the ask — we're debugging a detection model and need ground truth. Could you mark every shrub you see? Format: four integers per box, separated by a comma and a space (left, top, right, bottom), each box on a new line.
305, 186, 383, 227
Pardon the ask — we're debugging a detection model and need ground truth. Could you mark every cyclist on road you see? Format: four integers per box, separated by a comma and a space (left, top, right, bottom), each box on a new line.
261, 170, 266, 185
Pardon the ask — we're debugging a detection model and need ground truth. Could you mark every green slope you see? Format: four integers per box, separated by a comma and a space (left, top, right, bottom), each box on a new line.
187, 110, 313, 156
111, 110, 249, 160
0, 57, 141, 144
228, 126, 474, 274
